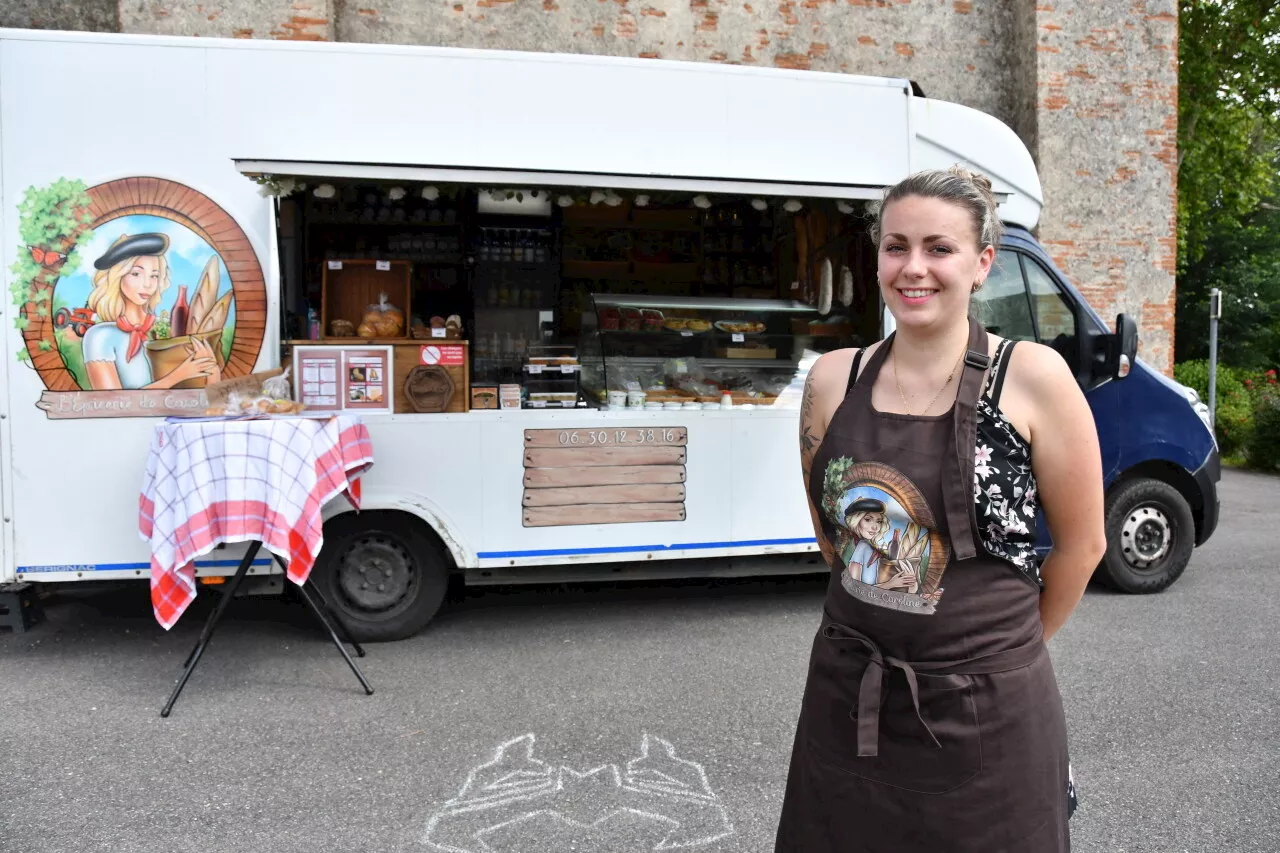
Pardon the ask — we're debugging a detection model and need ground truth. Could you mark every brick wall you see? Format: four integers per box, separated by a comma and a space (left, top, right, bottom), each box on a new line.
4, 0, 1179, 372
1027, 0, 1178, 373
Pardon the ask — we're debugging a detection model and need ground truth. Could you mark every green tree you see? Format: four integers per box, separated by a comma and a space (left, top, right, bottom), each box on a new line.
1177, 1, 1280, 270
1175, 199, 1280, 368
1175, 2, 1280, 366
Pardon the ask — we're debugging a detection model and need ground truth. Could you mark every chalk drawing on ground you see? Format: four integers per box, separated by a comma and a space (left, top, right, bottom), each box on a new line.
421, 733, 735, 852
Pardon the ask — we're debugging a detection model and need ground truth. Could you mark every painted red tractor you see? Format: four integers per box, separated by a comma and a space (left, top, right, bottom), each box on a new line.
53, 307, 96, 337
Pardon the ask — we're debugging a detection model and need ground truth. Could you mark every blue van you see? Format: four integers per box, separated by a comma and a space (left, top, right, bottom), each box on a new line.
972, 226, 1220, 592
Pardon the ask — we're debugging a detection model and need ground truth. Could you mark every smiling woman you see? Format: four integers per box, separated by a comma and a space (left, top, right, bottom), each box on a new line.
778, 166, 1107, 853
81, 232, 221, 390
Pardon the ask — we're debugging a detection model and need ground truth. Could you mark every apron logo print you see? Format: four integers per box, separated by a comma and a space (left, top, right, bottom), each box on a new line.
421, 733, 734, 851
822, 459, 952, 615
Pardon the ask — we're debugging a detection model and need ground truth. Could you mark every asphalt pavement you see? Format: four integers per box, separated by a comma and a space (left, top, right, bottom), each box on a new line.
0, 469, 1276, 853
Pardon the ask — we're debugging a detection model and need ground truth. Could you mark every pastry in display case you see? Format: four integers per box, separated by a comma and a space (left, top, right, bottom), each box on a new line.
579, 294, 859, 410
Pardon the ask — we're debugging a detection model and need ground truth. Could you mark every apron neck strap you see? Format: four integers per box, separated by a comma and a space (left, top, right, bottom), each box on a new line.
944, 317, 990, 561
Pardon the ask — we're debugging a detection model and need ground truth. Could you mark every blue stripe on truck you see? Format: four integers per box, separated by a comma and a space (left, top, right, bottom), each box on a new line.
476, 537, 818, 560
18, 558, 275, 573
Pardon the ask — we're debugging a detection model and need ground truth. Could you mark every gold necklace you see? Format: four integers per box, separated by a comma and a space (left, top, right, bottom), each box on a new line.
893, 347, 965, 416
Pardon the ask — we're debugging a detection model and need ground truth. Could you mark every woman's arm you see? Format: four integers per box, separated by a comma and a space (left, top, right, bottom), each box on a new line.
1013, 344, 1108, 641
85, 360, 123, 391
800, 349, 859, 566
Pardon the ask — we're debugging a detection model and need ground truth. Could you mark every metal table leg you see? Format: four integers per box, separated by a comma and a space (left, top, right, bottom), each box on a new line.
298, 580, 374, 696
161, 541, 262, 718
272, 554, 366, 657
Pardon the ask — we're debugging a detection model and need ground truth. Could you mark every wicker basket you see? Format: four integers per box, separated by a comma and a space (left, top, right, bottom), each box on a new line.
403, 366, 456, 413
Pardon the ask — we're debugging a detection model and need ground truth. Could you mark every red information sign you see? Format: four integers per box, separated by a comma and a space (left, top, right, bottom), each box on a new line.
420, 345, 465, 366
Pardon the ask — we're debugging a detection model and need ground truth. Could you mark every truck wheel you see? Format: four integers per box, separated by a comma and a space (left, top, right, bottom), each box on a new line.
1098, 478, 1194, 594
311, 511, 450, 642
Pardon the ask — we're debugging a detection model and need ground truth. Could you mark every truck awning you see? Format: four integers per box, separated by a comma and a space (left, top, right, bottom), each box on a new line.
233, 160, 895, 202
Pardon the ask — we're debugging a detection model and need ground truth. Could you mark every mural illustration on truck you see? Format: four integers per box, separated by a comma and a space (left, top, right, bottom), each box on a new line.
8, 177, 266, 419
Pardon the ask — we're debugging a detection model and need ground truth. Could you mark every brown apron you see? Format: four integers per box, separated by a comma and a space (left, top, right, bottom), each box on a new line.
775, 319, 1071, 852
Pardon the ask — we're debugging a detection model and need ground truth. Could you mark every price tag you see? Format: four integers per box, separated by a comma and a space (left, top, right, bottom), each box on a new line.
376, 260, 391, 271
680, 331, 693, 337
527, 364, 544, 374
560, 365, 578, 373
430, 327, 447, 338
528, 400, 547, 408
732, 333, 745, 343
327, 260, 343, 270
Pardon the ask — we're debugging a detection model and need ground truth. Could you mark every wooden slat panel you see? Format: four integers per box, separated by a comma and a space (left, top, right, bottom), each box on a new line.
523, 426, 687, 448
523, 483, 685, 507
523, 503, 687, 528
523, 446, 686, 468
523, 465, 685, 488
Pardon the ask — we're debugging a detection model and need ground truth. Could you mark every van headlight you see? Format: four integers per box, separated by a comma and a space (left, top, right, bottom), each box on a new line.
1178, 384, 1216, 441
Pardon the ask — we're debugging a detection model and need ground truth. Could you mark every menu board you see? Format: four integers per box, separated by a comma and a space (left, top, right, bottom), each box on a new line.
292, 345, 394, 415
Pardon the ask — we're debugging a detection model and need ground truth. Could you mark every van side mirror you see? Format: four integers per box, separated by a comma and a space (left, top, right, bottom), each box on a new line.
1082, 312, 1138, 385
1090, 313, 1138, 381
1113, 313, 1138, 379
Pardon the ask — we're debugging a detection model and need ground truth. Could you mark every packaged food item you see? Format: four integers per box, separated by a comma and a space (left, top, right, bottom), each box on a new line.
207, 389, 306, 417
599, 307, 621, 331
621, 307, 643, 331
359, 292, 405, 337
641, 309, 664, 332
329, 319, 356, 338
499, 384, 523, 409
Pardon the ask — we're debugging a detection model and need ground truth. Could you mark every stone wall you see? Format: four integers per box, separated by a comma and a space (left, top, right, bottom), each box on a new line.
1028, 0, 1179, 373
2, 0, 1179, 372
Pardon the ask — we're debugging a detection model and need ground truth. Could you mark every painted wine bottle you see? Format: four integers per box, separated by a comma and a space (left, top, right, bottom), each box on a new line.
171, 285, 189, 338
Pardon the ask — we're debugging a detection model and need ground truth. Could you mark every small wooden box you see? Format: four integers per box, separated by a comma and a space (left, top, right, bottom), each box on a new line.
471, 385, 499, 410
321, 260, 411, 340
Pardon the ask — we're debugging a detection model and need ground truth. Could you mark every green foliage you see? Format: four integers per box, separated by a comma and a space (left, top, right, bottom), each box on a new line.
1178, 1, 1280, 270
8, 178, 95, 363
221, 321, 236, 363
1176, 201, 1280, 368
822, 456, 855, 520
1175, 360, 1278, 459
8, 178, 94, 292
1249, 385, 1280, 470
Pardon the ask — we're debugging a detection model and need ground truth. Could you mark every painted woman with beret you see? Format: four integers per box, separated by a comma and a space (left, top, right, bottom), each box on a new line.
81, 232, 220, 390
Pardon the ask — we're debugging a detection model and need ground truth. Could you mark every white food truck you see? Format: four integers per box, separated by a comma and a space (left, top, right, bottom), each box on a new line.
0, 28, 1220, 640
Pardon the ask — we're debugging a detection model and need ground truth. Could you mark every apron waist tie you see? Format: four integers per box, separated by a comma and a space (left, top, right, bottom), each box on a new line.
821, 618, 1044, 758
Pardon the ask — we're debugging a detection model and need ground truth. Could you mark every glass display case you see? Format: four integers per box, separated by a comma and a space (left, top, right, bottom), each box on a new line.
579, 294, 863, 410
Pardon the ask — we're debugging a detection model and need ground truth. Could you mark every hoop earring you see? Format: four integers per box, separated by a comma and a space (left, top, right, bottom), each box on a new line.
971, 281, 983, 294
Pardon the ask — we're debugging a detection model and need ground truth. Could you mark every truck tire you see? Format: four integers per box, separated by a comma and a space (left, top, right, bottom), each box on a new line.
1098, 477, 1195, 594
310, 511, 450, 642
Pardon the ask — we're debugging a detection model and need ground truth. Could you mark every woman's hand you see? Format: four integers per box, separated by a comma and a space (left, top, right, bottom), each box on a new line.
190, 337, 222, 385
150, 339, 218, 389
878, 562, 918, 592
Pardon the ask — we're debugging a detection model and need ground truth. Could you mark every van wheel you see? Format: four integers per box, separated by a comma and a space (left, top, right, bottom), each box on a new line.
311, 511, 449, 642
1098, 478, 1194, 594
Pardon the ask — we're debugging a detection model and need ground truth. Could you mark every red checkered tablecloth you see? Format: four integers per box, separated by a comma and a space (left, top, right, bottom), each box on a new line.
138, 415, 374, 630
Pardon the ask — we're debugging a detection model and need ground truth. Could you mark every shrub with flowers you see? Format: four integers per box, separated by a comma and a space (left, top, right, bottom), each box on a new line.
1247, 371, 1280, 471
1173, 361, 1278, 461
